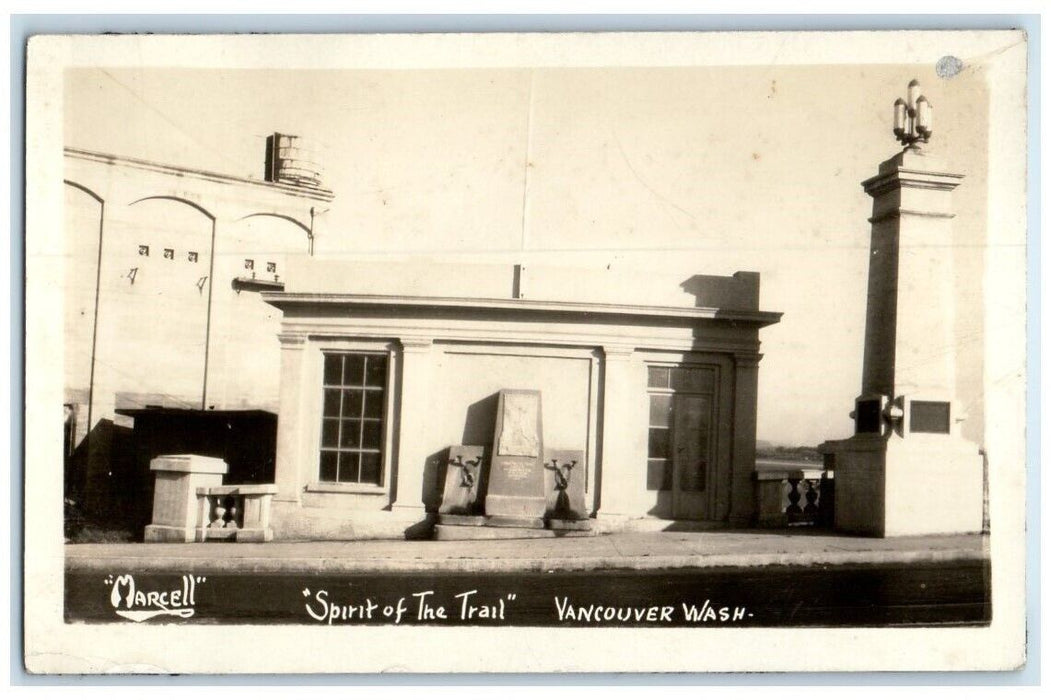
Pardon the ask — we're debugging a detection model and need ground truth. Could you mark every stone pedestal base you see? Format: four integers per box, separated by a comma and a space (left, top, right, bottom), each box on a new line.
546, 518, 593, 531
144, 524, 196, 543
433, 512, 595, 539
437, 513, 488, 527
829, 433, 984, 537
487, 515, 546, 529
145, 454, 228, 542
433, 522, 595, 540
484, 493, 546, 520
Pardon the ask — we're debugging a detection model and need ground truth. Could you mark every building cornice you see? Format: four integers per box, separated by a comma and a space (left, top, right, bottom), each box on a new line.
64, 147, 335, 203
262, 292, 782, 328
862, 167, 964, 198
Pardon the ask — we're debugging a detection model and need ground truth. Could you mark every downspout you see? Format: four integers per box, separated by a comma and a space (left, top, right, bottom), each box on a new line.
86, 199, 105, 438
201, 217, 218, 410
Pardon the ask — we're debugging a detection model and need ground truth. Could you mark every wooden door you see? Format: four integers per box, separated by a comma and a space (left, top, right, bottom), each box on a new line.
671, 394, 713, 519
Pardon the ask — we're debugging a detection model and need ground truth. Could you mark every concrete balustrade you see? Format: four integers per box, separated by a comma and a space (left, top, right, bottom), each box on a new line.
196, 484, 279, 542
144, 453, 278, 543
754, 464, 833, 528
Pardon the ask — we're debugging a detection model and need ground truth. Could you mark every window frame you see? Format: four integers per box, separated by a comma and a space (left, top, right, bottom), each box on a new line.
309, 343, 397, 494
644, 362, 719, 494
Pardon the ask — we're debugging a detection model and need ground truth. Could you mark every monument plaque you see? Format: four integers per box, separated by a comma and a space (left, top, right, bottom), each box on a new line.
438, 445, 487, 516
497, 392, 540, 457
484, 389, 546, 526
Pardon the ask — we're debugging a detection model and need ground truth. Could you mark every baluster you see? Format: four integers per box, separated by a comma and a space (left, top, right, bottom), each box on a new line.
803, 479, 819, 520
226, 502, 239, 530
210, 503, 226, 529
819, 471, 835, 528
786, 477, 803, 518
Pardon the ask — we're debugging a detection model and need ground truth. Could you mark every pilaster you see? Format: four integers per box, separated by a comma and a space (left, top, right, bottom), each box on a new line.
729, 353, 761, 526
273, 332, 307, 503
596, 345, 643, 516
391, 337, 434, 514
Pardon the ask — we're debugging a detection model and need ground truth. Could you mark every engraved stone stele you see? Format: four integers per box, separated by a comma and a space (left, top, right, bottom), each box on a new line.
438, 445, 488, 517
497, 392, 541, 457
543, 448, 588, 523
483, 389, 546, 527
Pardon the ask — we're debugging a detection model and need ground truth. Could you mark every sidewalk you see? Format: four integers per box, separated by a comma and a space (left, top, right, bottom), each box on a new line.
65, 529, 990, 574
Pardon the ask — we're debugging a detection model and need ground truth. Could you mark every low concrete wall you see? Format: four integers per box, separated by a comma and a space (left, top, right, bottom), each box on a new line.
271, 501, 434, 540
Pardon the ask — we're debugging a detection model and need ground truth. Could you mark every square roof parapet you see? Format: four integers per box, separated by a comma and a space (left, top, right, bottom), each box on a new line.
265, 259, 781, 329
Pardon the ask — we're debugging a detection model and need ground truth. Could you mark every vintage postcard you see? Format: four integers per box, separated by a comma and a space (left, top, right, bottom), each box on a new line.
23, 29, 1028, 674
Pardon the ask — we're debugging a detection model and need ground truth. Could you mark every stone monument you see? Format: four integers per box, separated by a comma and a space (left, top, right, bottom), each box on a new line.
484, 389, 547, 527
438, 445, 488, 517
823, 80, 985, 536
543, 448, 589, 526
433, 389, 593, 539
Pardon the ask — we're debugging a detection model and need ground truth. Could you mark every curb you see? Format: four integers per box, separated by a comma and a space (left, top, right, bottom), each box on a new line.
64, 547, 988, 575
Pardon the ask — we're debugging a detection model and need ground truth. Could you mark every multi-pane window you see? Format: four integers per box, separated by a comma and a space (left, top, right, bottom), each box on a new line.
646, 365, 715, 492
320, 352, 388, 485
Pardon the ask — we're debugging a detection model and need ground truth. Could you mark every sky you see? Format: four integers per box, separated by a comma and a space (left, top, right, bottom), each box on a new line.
63, 56, 991, 446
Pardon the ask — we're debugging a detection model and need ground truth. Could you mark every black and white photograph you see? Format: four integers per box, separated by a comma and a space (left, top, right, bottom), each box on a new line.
23, 27, 1028, 674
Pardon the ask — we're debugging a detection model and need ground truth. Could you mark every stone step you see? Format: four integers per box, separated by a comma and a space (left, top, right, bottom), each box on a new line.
433, 523, 596, 541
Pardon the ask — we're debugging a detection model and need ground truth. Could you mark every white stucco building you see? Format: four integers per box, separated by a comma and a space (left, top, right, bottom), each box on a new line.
263, 260, 780, 538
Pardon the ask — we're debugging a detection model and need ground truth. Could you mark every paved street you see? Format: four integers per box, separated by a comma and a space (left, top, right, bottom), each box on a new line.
65, 529, 989, 573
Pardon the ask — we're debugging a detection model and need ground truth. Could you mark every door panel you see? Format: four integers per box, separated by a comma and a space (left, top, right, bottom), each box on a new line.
672, 394, 712, 519
644, 360, 726, 521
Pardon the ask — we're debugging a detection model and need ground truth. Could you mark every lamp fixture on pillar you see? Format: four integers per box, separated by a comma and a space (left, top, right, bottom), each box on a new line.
892, 79, 933, 149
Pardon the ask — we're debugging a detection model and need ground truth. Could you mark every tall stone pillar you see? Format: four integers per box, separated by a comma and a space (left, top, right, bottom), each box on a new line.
827, 94, 984, 536
273, 332, 307, 505
391, 337, 434, 516
596, 345, 644, 517
729, 353, 761, 526
861, 150, 960, 400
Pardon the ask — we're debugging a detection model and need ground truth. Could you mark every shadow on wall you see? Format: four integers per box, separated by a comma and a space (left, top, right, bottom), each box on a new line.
462, 392, 500, 445
403, 392, 501, 540
66, 411, 279, 541
65, 419, 137, 535
458, 392, 498, 508
127, 410, 278, 536
421, 449, 448, 513
679, 272, 760, 309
